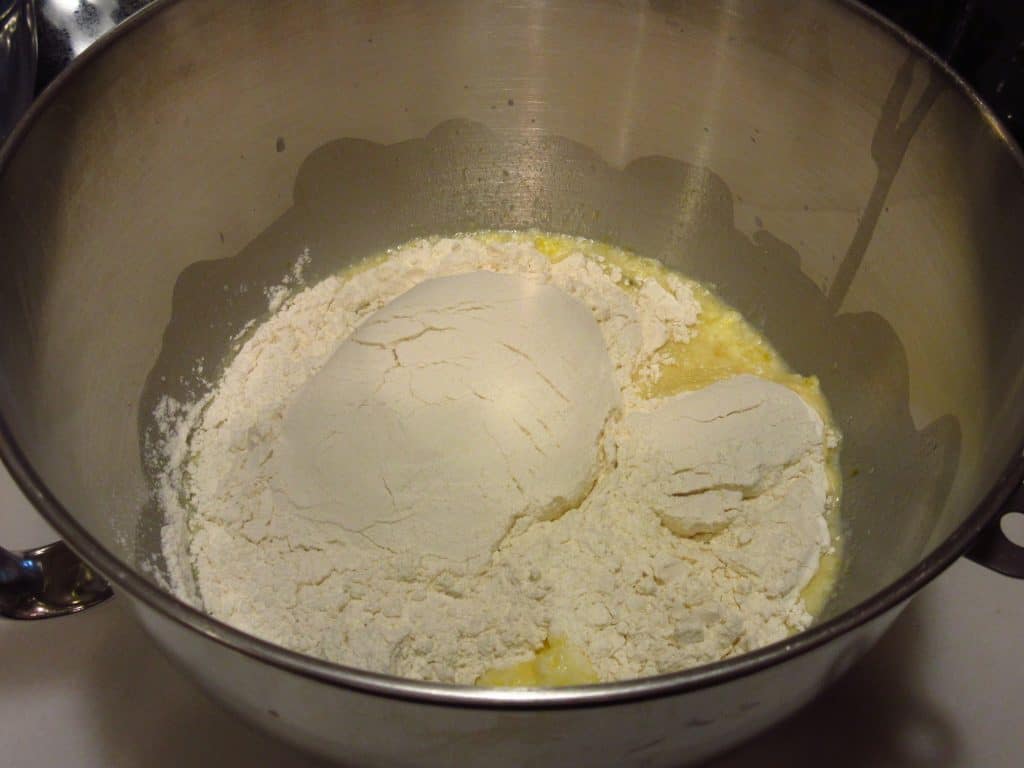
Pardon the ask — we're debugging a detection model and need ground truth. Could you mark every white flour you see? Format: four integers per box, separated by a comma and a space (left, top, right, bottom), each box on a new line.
269, 270, 621, 569
157, 234, 832, 683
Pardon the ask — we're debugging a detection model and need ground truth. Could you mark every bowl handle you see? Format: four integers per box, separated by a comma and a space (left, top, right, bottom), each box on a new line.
2, 0, 134, 619
0, 542, 113, 619
967, 472, 1024, 579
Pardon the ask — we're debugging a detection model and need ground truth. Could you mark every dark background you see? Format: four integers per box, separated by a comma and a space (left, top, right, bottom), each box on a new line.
863, 0, 1024, 143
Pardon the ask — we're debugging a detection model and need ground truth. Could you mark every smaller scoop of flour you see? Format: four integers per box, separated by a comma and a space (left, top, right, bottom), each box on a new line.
268, 270, 621, 569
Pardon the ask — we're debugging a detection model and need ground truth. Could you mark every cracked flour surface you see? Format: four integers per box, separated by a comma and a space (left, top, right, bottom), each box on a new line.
157, 233, 833, 684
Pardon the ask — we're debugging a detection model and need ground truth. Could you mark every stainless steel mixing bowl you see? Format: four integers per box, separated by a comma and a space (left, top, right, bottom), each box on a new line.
1, 1, 1023, 765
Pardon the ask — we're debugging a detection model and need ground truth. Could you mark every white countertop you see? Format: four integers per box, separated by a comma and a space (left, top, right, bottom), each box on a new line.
1, 465, 1021, 768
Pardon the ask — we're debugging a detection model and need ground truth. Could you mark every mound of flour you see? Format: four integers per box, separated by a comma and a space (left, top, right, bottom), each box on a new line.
269, 270, 621, 569
157, 235, 831, 683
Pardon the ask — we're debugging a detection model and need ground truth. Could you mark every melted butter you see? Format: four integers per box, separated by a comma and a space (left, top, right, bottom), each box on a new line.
431, 231, 841, 687
801, 549, 841, 616
476, 635, 600, 687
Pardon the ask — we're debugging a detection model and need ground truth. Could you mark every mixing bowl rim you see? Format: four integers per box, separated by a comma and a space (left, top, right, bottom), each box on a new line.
1, 0, 1022, 710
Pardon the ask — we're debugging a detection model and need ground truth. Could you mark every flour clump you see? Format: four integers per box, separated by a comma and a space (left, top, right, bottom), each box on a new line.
156, 232, 838, 684
270, 270, 619, 568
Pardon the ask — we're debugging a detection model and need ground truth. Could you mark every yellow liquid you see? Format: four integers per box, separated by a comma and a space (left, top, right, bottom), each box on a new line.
800, 549, 842, 617
476, 635, 600, 687
401, 231, 841, 687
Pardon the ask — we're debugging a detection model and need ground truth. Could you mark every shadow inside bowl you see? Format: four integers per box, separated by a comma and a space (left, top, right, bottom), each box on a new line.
136, 100, 962, 622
